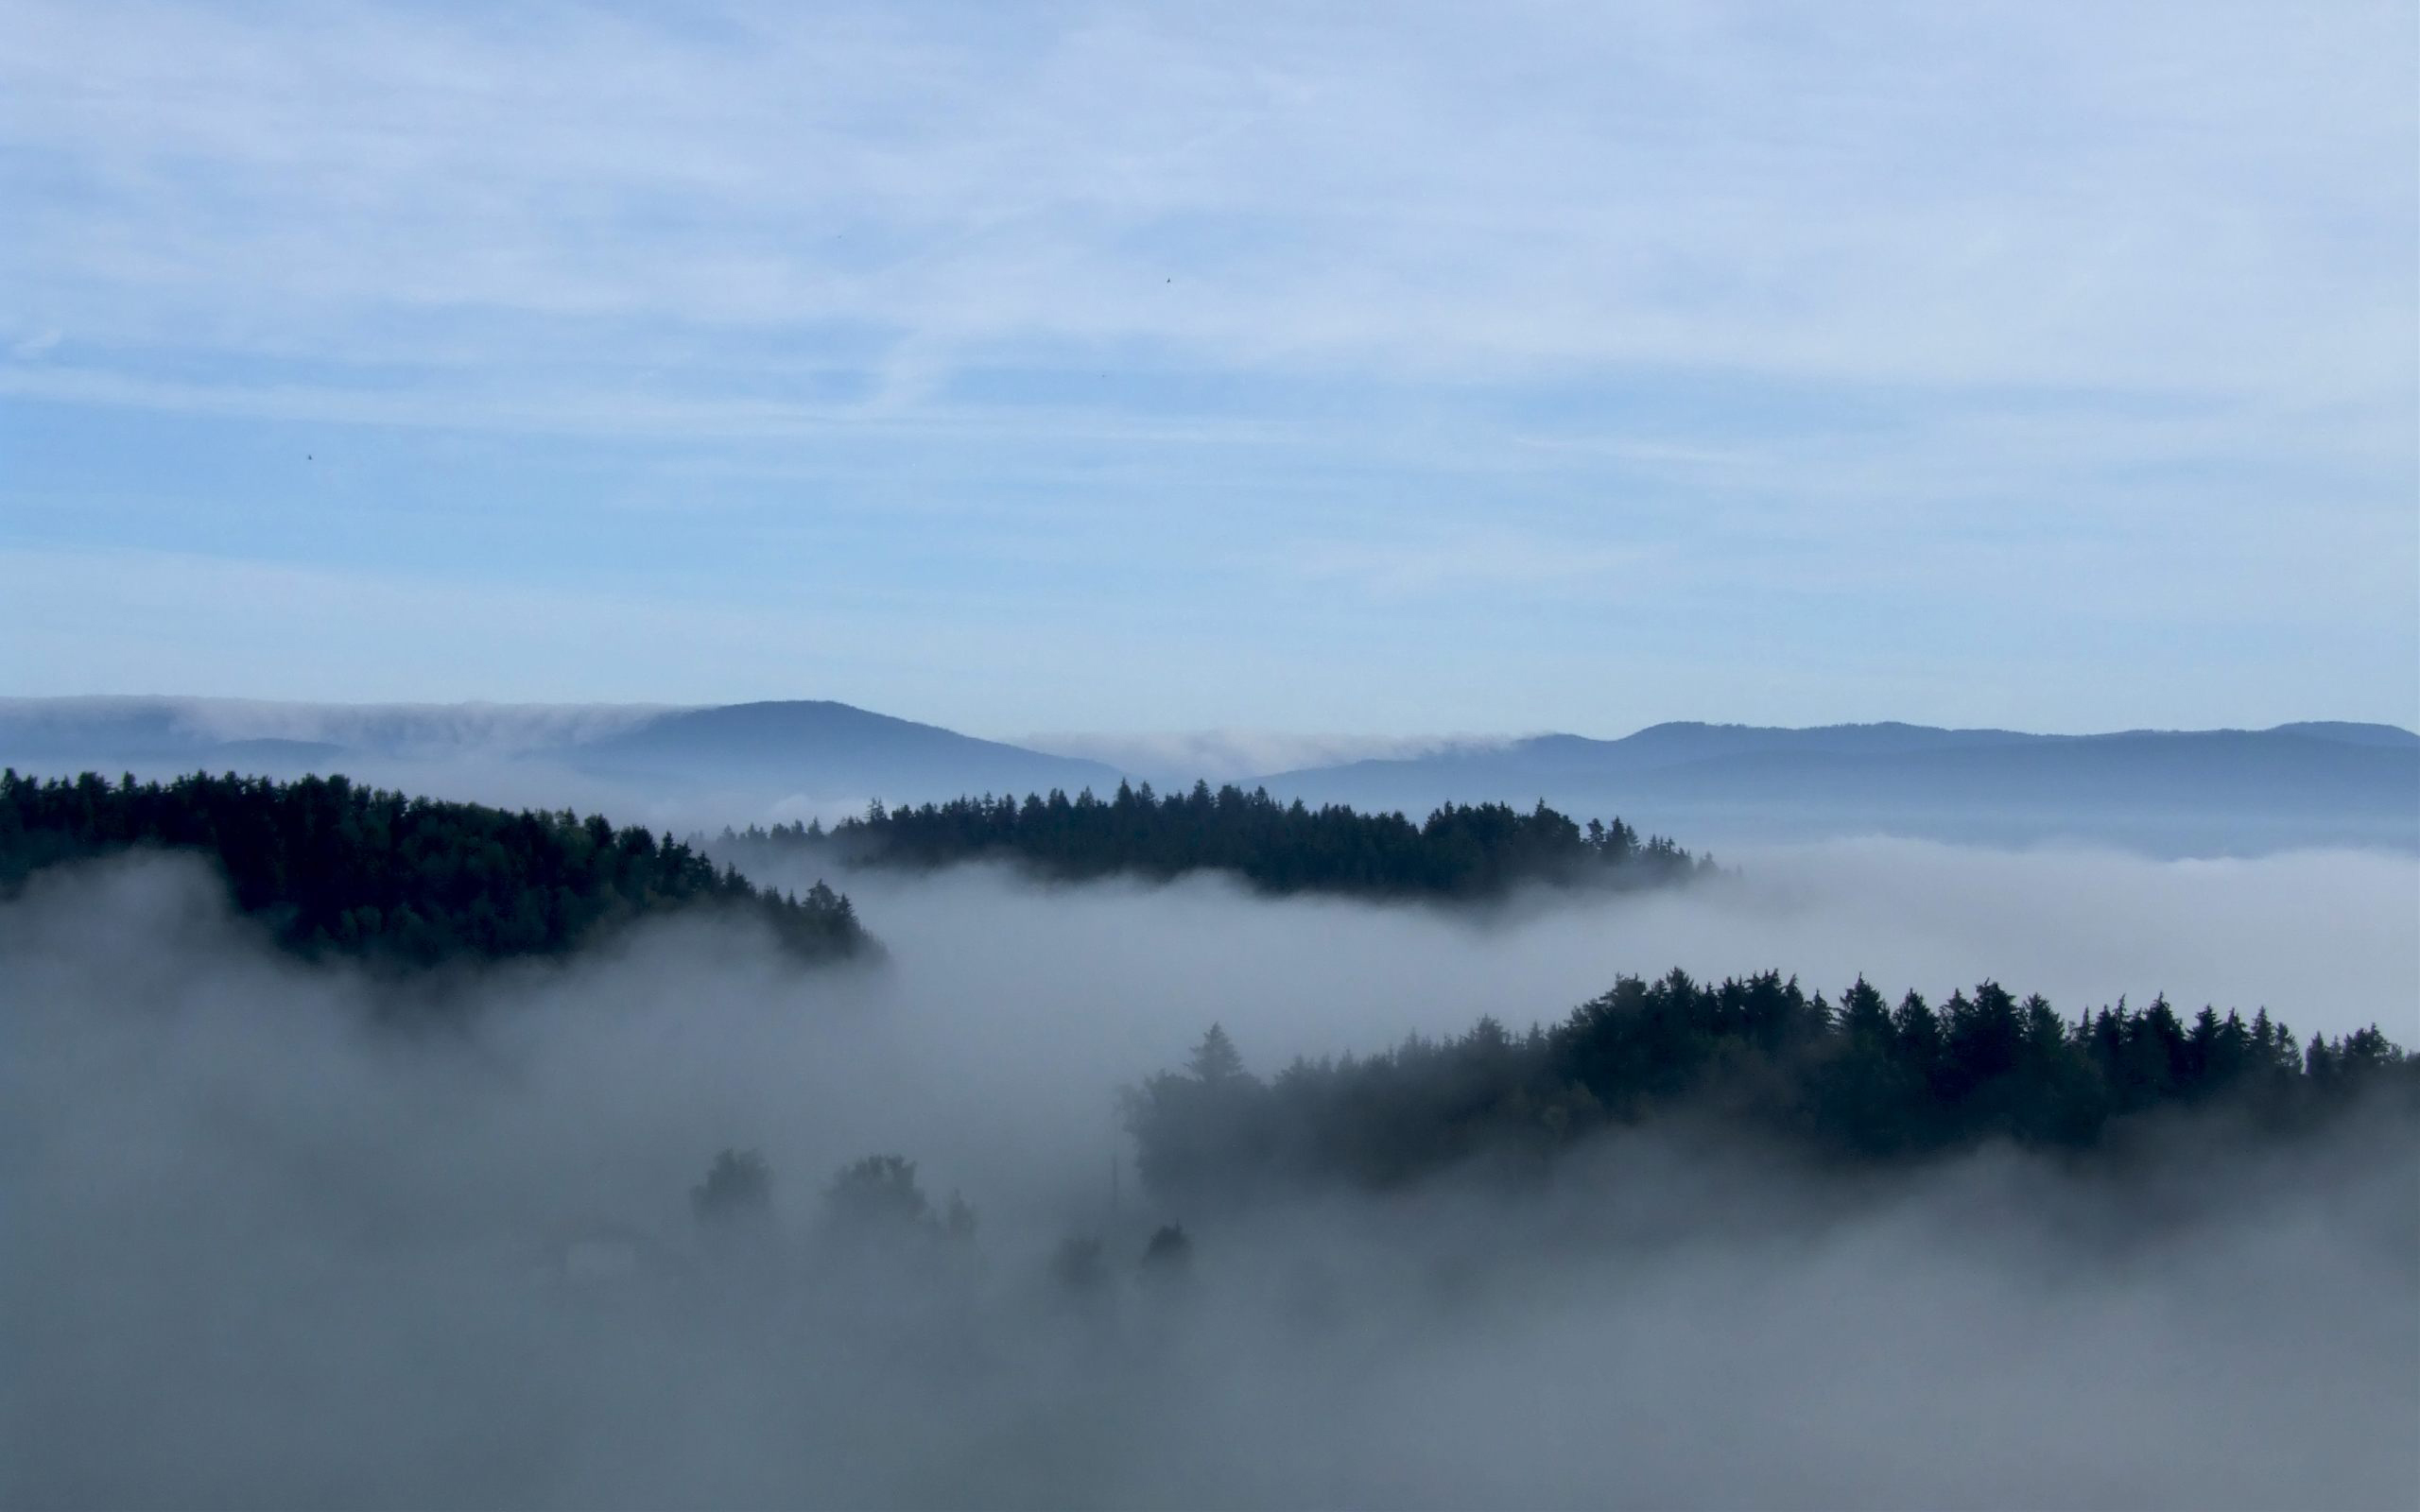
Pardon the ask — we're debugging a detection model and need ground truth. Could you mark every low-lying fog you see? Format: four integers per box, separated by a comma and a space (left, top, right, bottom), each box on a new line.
6, 842, 2415, 1508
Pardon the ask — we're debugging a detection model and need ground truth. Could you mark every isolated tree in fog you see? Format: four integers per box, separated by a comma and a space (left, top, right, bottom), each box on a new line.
808, 1155, 983, 1289
1187, 1023, 1247, 1085
1123, 1025, 1269, 1207
822, 1154, 931, 1233
692, 1148, 773, 1228
1139, 1223, 1193, 1283
943, 1190, 978, 1245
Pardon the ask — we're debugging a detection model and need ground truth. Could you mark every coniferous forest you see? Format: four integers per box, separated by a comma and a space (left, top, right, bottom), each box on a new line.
723, 780, 1713, 897
0, 769, 870, 968
1124, 971, 2414, 1206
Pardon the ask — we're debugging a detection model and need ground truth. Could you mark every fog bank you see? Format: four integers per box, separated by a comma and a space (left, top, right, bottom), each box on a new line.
4, 849, 2415, 1508
811, 839, 2420, 1073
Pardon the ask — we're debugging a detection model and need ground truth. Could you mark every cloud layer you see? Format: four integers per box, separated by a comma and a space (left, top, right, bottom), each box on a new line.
5, 849, 2414, 1506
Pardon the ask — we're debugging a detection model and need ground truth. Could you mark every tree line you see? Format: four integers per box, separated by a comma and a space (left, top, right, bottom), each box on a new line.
721, 781, 1713, 898
1124, 971, 2413, 1204
0, 769, 871, 968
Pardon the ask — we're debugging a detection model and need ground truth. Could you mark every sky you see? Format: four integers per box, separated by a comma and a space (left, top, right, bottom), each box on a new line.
3, 0, 2414, 740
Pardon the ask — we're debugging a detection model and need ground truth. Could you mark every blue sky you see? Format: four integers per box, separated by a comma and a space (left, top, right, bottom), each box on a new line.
3, 0, 2414, 740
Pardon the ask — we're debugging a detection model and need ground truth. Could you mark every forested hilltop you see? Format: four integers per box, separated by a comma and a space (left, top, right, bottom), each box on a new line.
1, 770, 871, 968
722, 781, 1712, 897
1126, 971, 2413, 1204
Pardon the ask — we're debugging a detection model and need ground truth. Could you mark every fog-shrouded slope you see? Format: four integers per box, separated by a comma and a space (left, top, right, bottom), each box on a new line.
1256, 721, 2420, 853
1125, 970, 2411, 1204
565, 700, 1121, 800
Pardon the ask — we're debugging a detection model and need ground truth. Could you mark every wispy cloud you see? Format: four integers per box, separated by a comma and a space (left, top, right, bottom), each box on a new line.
5, 1, 2410, 401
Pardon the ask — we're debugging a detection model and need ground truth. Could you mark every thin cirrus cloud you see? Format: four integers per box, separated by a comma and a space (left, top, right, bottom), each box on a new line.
6, 2, 2410, 399
0, 0, 2412, 731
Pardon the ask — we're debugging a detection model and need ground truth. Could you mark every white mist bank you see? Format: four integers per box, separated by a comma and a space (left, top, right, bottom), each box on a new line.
806, 837, 2420, 1069
3, 847, 2415, 1508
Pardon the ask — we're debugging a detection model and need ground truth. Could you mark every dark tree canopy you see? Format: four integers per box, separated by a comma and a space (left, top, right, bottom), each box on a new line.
1124, 971, 2414, 1205
723, 781, 1712, 900
691, 1148, 774, 1228
821, 1154, 932, 1233
1, 769, 872, 969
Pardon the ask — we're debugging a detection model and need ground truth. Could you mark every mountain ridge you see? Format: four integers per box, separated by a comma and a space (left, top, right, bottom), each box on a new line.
1247, 719, 2420, 853
3, 697, 2411, 851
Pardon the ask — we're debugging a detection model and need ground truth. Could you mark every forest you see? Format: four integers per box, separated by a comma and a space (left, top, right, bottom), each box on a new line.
0, 769, 871, 968
1123, 970, 2415, 1205
720, 780, 1713, 897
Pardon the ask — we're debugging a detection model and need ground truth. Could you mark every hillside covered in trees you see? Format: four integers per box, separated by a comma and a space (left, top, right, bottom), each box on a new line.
723, 781, 1712, 898
1, 770, 871, 968
1125, 971, 2413, 1204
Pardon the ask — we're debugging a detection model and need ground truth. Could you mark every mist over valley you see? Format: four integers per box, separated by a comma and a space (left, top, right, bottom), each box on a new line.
7, 1, 2415, 1503
3, 754, 2414, 1506
7, 839, 2416, 1509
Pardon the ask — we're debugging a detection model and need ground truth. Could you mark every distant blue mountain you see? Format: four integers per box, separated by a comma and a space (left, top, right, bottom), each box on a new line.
562, 700, 1121, 800
2270, 721, 2420, 749
1253, 721, 2420, 853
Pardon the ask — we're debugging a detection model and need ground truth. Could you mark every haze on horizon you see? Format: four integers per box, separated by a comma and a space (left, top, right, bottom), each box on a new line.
4, 1, 2415, 734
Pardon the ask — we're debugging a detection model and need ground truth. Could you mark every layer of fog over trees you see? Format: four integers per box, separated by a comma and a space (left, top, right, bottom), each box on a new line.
8, 828, 2416, 1508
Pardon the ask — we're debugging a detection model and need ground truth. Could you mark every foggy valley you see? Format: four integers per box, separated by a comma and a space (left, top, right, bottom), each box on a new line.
5, 816, 2415, 1507
6, 2, 2416, 1506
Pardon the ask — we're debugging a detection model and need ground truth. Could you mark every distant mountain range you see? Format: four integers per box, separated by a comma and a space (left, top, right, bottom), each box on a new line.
0, 697, 1119, 809
1252, 720, 2420, 852
2, 697, 2411, 853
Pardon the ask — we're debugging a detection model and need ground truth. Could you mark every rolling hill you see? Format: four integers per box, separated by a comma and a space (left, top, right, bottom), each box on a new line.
562, 700, 1121, 801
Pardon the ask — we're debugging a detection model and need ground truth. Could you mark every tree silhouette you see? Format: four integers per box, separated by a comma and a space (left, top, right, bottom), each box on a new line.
1187, 1024, 1246, 1085
821, 1154, 931, 1233
692, 1148, 773, 1230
